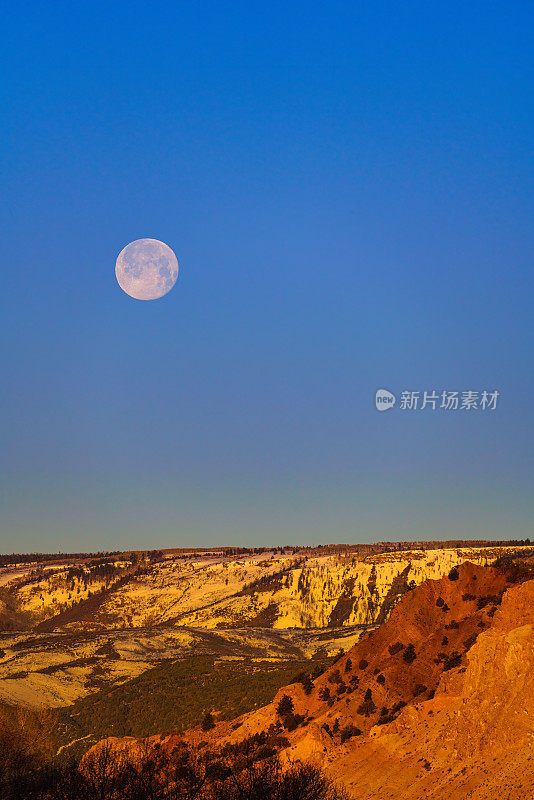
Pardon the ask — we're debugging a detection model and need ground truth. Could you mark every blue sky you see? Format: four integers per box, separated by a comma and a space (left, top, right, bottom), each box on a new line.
1, 2, 533, 550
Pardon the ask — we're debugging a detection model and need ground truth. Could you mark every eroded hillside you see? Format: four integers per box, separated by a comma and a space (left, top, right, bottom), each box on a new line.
4, 546, 528, 634
89, 558, 534, 799
0, 546, 531, 713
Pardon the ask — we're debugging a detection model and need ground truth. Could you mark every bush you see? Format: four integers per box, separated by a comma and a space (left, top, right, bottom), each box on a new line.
448, 566, 460, 581
328, 669, 342, 684
402, 644, 416, 663
294, 672, 314, 695
311, 664, 325, 680
436, 597, 444, 607
391, 700, 407, 715
276, 694, 294, 718
413, 684, 427, 697
344, 658, 352, 673
340, 724, 361, 742
318, 686, 331, 701
443, 652, 462, 671
358, 659, 368, 670
463, 634, 478, 650
357, 688, 377, 716
377, 713, 396, 725
201, 712, 215, 731
283, 712, 304, 732
388, 642, 404, 656
11, 746, 349, 800
376, 673, 385, 684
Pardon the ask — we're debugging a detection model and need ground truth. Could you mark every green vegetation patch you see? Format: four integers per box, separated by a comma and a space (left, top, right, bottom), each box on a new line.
54, 654, 333, 757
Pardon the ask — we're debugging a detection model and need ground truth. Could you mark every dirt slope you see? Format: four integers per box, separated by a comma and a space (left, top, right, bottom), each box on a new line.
83, 562, 534, 799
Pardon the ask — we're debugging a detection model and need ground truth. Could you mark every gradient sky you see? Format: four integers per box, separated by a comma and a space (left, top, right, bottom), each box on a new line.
1, 2, 533, 551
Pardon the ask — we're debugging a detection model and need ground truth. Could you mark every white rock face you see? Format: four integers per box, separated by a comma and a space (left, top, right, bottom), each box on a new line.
87, 547, 523, 631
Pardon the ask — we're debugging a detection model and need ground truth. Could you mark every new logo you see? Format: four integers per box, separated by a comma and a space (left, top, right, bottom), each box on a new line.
375, 389, 396, 411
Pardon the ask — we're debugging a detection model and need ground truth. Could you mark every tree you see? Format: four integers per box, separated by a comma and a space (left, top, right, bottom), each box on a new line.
357, 688, 377, 716
276, 694, 294, 718
294, 672, 314, 695
328, 669, 342, 684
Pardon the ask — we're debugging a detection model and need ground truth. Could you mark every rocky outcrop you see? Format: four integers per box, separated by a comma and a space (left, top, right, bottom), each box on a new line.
83, 561, 534, 798
202, 562, 534, 799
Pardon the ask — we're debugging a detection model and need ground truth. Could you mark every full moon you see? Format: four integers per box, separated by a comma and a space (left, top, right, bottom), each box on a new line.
115, 238, 179, 300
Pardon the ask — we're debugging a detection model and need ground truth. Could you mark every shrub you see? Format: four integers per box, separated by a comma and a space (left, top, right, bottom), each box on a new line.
357, 688, 377, 716
388, 642, 404, 656
358, 659, 368, 670
201, 712, 215, 731
376, 673, 385, 684
413, 684, 427, 697
391, 700, 407, 715
344, 658, 352, 672
328, 669, 342, 684
477, 595, 501, 610
441, 636, 449, 646
311, 664, 325, 680
276, 694, 294, 718
443, 652, 462, 671
463, 634, 478, 650
448, 566, 460, 581
377, 713, 396, 725
436, 597, 444, 607
283, 712, 304, 732
318, 686, 331, 702
340, 724, 361, 742
402, 644, 416, 663
294, 672, 314, 695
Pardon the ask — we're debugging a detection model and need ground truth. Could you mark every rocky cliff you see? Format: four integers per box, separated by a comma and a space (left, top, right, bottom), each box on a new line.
89, 559, 534, 799
12, 546, 524, 633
